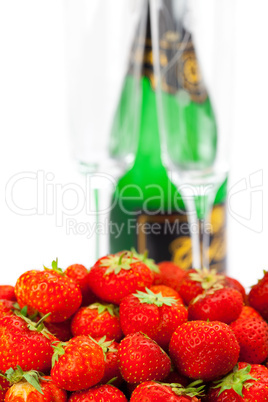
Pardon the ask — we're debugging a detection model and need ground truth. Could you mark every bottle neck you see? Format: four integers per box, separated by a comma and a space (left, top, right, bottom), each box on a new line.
132, 10, 163, 168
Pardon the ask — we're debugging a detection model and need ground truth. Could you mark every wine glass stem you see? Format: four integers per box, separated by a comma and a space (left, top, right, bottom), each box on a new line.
182, 184, 218, 270
183, 194, 201, 269
94, 188, 100, 261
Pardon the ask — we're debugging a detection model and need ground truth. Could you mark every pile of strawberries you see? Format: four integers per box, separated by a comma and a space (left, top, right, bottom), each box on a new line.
1, 251, 268, 401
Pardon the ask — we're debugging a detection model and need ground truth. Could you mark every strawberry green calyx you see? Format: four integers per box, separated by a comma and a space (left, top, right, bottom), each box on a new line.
101, 253, 135, 276
252, 269, 268, 287
212, 364, 257, 397
14, 311, 53, 339
51, 342, 67, 368
189, 268, 225, 291
131, 248, 160, 273
94, 336, 117, 359
12, 302, 25, 314
133, 287, 177, 307
43, 258, 64, 275
12, 304, 39, 321
161, 380, 205, 397
19, 305, 28, 317
0, 366, 46, 394
88, 303, 119, 317
192, 283, 224, 304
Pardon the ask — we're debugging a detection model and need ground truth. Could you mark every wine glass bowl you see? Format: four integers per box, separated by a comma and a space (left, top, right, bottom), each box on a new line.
65, 0, 148, 259
66, 0, 148, 178
150, 0, 234, 270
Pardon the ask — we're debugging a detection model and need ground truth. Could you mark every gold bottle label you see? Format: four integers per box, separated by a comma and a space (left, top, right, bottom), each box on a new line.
130, 26, 207, 104
136, 203, 226, 273
128, 6, 207, 103
159, 31, 208, 103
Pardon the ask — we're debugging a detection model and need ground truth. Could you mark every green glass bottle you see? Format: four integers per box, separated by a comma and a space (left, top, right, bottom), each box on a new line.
109, 9, 227, 272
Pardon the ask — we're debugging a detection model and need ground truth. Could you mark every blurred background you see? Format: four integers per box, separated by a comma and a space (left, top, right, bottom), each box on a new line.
0, 0, 267, 288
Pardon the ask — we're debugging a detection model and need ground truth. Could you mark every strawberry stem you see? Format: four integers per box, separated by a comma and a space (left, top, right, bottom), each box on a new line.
118, 252, 127, 266
35, 313, 51, 330
43, 258, 64, 275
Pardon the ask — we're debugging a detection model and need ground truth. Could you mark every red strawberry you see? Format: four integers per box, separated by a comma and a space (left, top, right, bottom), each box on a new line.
130, 380, 205, 402
0, 301, 34, 320
248, 270, 268, 320
2, 367, 67, 402
206, 363, 268, 401
0, 374, 10, 402
150, 286, 187, 350
0, 300, 16, 318
68, 384, 128, 402
119, 290, 160, 340
188, 286, 243, 324
230, 317, 268, 364
88, 253, 154, 305
119, 287, 187, 350
153, 261, 188, 292
169, 321, 240, 382
94, 336, 123, 387
0, 286, 16, 302
71, 303, 123, 342
177, 268, 225, 305
65, 263, 97, 306
164, 370, 190, 387
237, 305, 263, 321
130, 248, 160, 275
50, 335, 105, 391
224, 276, 246, 302
44, 318, 73, 342
0, 314, 56, 373
239, 362, 268, 383
15, 259, 82, 323
117, 332, 171, 384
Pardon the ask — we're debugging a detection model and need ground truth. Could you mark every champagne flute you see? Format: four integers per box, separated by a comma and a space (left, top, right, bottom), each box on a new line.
65, 0, 148, 259
150, 0, 234, 270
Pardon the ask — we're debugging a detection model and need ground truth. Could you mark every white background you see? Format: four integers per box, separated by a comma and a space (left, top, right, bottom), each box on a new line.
0, 0, 267, 289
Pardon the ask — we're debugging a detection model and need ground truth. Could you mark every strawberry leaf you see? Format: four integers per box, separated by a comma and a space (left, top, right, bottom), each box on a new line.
12, 302, 21, 310
88, 303, 118, 317
23, 372, 43, 395
189, 268, 225, 290
192, 283, 224, 304
20, 306, 28, 317
14, 311, 53, 339
4, 367, 22, 383
88, 336, 117, 361
161, 379, 205, 397
101, 254, 134, 276
133, 288, 177, 307
212, 364, 257, 397
130, 248, 159, 273
51, 342, 67, 368
2, 366, 46, 395
95, 336, 117, 360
